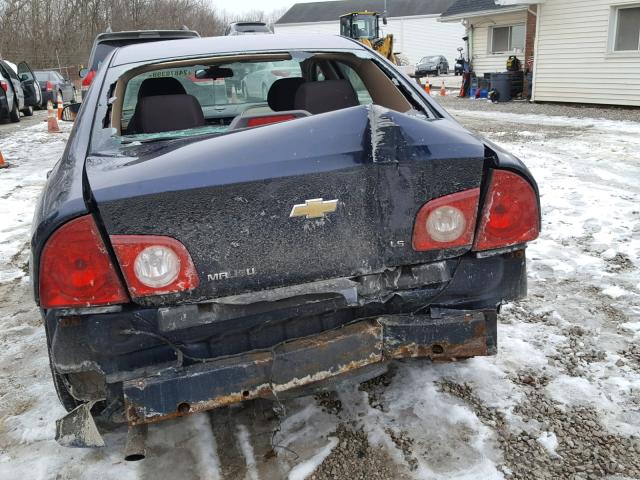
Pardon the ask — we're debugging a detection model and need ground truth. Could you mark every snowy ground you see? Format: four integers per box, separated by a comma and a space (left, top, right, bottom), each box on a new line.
0, 106, 639, 480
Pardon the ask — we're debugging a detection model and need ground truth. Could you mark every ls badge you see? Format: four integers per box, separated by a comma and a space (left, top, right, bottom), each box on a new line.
290, 198, 338, 219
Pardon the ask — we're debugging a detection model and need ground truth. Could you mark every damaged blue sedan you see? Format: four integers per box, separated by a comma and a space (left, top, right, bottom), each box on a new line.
31, 34, 540, 458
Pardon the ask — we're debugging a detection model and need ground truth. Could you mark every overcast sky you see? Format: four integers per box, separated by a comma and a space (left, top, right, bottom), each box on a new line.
212, 0, 326, 15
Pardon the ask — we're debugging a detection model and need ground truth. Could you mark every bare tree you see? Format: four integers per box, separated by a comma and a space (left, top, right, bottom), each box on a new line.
0, 0, 281, 73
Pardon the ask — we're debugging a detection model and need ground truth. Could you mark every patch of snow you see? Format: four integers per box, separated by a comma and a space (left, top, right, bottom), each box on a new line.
287, 437, 338, 480
188, 414, 221, 480
601, 285, 629, 299
620, 321, 640, 334
236, 424, 259, 480
537, 432, 559, 456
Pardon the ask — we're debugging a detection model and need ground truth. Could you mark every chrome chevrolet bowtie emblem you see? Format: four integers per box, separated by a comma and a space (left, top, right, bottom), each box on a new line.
290, 198, 338, 219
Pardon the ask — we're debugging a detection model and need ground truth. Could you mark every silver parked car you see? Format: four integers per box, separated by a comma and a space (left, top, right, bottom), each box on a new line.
0, 60, 41, 122
240, 60, 301, 100
225, 22, 272, 35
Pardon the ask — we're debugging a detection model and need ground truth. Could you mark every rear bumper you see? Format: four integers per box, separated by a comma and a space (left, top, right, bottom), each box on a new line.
124, 309, 496, 425
46, 250, 526, 424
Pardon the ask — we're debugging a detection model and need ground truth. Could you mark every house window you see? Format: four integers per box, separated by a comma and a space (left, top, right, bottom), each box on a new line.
614, 5, 640, 51
491, 25, 525, 53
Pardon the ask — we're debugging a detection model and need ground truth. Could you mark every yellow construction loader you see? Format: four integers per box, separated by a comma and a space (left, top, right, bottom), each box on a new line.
339, 11, 396, 64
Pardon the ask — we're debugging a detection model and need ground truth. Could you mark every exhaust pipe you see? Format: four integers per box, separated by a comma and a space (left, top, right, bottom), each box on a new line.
124, 424, 148, 461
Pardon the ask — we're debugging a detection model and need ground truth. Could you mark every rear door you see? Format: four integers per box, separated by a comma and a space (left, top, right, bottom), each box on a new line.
17, 62, 42, 107
0, 61, 23, 110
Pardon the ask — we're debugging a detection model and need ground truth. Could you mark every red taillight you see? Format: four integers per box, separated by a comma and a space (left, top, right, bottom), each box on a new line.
39, 216, 128, 308
81, 70, 96, 90
111, 236, 199, 298
413, 188, 480, 251
0, 80, 8, 92
473, 170, 539, 251
246, 114, 297, 127
46, 81, 53, 91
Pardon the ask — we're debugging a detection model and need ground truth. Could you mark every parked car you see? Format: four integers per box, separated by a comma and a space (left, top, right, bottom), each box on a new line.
0, 60, 41, 121
225, 21, 272, 35
415, 55, 449, 77
34, 70, 76, 106
0, 69, 21, 122
240, 61, 301, 99
34, 34, 540, 454
80, 28, 200, 98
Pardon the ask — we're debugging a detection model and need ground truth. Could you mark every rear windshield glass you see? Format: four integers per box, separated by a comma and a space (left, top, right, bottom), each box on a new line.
117, 56, 385, 143
35, 71, 51, 81
235, 23, 270, 32
90, 51, 431, 152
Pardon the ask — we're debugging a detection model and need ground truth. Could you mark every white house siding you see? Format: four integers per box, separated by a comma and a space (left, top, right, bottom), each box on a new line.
468, 10, 528, 74
275, 21, 338, 36
533, 0, 640, 106
275, 17, 465, 66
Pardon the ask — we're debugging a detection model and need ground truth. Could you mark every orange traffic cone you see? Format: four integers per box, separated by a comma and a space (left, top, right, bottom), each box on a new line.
440, 81, 446, 96
57, 92, 63, 121
424, 78, 431, 95
0, 150, 7, 169
47, 100, 61, 133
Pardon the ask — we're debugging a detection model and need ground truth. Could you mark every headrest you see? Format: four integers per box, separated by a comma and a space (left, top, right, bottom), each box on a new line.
267, 78, 305, 111
137, 77, 186, 98
293, 80, 358, 115
135, 94, 205, 134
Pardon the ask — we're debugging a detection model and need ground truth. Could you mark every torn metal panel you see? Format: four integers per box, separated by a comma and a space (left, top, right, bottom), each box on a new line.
158, 291, 351, 332
55, 402, 105, 448
368, 104, 404, 164
356, 260, 452, 297
210, 277, 359, 305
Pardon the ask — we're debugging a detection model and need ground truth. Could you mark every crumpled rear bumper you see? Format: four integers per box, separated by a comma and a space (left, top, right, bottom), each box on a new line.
124, 309, 496, 425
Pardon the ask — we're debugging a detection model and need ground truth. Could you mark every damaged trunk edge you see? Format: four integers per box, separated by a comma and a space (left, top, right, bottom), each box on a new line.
87, 103, 486, 307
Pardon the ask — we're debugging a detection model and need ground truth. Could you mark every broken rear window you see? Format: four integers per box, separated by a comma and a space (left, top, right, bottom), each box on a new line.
93, 51, 429, 150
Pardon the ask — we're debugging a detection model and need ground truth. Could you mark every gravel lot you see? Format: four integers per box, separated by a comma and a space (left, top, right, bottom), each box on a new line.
0, 102, 639, 480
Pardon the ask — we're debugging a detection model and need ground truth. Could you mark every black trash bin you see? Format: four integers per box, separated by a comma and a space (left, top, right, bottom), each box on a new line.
509, 71, 524, 97
490, 72, 512, 102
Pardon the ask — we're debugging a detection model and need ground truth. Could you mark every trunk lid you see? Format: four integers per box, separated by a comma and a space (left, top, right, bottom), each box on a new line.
87, 105, 486, 305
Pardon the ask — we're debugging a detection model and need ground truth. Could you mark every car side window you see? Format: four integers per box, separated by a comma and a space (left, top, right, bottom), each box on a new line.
335, 62, 372, 105
1, 63, 19, 81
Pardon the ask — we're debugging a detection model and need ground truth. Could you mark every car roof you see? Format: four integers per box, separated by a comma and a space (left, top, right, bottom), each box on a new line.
110, 34, 363, 67
230, 21, 268, 26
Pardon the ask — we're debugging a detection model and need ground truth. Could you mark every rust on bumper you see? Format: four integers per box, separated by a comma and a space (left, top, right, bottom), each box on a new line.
123, 310, 495, 425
